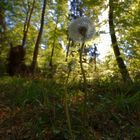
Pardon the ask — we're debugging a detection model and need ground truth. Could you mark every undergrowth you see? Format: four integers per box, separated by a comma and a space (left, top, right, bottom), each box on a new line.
0, 76, 140, 140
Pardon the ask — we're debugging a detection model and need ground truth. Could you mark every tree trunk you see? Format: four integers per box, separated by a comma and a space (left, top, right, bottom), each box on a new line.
109, 0, 132, 84
49, 21, 58, 67
0, 7, 6, 33
0, 6, 7, 55
31, 0, 47, 73
22, 0, 36, 48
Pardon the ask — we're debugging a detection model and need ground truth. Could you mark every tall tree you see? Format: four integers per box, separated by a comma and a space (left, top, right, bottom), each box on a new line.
22, 0, 36, 48
31, 0, 47, 73
0, 1, 7, 51
0, 5, 6, 33
117, 0, 140, 77
109, 0, 132, 84
49, 21, 58, 68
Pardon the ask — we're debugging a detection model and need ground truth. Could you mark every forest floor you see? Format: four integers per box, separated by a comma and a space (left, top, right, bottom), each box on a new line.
0, 76, 140, 140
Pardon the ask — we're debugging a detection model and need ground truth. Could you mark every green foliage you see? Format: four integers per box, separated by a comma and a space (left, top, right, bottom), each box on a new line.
112, 0, 140, 74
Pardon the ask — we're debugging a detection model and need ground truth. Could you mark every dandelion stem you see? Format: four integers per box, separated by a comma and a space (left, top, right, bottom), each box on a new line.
79, 42, 88, 125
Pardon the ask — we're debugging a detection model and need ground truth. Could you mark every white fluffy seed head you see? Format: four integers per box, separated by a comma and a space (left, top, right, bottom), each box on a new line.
68, 17, 95, 42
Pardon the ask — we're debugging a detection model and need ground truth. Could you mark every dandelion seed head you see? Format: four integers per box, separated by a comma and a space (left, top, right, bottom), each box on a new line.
68, 17, 95, 42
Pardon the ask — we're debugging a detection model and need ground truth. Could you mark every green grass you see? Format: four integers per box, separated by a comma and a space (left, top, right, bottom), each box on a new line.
0, 76, 140, 139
